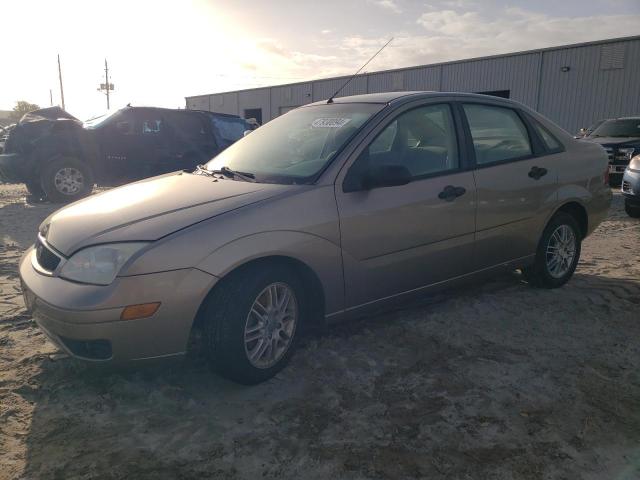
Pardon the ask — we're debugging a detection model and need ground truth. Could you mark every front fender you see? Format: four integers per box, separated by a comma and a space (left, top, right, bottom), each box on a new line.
197, 230, 344, 315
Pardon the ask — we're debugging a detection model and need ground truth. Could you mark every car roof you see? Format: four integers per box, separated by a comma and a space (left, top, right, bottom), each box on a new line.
306, 91, 522, 106
120, 106, 242, 119
615, 116, 640, 120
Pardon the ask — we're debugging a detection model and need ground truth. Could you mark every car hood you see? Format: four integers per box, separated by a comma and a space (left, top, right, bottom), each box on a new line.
42, 172, 294, 256
583, 136, 640, 146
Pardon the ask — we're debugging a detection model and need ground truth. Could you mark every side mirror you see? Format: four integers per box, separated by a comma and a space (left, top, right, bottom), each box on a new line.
362, 164, 412, 190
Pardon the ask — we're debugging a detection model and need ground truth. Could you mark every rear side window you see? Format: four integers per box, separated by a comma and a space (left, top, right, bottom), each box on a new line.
168, 113, 207, 140
530, 119, 562, 151
463, 104, 532, 165
211, 116, 248, 144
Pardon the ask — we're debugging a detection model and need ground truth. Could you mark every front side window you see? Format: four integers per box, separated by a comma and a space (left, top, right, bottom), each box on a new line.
205, 103, 384, 183
463, 104, 532, 165
348, 103, 459, 187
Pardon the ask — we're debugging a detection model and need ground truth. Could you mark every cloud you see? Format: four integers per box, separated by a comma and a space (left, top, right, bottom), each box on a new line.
372, 0, 402, 14
321, 29, 332, 34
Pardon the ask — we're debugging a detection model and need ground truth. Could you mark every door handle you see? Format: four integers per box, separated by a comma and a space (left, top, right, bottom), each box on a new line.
438, 185, 466, 201
528, 166, 548, 180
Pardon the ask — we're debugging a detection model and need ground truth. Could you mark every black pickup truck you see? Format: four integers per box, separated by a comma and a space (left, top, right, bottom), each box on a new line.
0, 106, 250, 202
581, 117, 640, 187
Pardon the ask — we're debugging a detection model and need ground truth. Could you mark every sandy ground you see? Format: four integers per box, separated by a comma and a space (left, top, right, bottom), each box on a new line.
0, 182, 639, 480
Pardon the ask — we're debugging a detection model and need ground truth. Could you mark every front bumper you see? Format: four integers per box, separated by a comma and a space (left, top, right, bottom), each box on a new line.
0, 152, 26, 183
19, 247, 218, 363
622, 168, 640, 206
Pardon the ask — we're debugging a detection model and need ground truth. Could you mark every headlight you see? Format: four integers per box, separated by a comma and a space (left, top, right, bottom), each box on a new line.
619, 147, 636, 161
630, 155, 640, 172
59, 243, 148, 285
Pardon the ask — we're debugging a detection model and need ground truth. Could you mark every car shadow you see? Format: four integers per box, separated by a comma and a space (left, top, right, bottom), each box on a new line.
16, 269, 640, 479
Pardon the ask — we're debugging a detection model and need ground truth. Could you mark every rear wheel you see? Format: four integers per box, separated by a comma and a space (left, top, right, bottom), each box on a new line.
625, 199, 640, 218
202, 264, 303, 385
41, 156, 94, 203
523, 212, 581, 288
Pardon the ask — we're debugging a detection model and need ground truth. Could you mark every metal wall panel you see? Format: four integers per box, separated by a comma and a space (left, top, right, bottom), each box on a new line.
538, 39, 640, 133
270, 82, 313, 117
238, 88, 271, 120
207, 93, 239, 115
441, 53, 541, 107
185, 95, 210, 110
312, 76, 368, 102
186, 37, 640, 131
404, 66, 441, 91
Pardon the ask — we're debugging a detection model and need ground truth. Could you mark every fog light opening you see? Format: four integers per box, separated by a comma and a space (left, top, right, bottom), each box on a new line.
120, 302, 161, 320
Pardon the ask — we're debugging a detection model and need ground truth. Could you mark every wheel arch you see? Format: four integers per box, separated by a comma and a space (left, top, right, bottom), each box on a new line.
553, 201, 588, 239
190, 254, 328, 335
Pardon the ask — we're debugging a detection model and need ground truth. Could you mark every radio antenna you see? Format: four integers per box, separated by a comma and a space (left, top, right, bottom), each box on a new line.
327, 37, 393, 104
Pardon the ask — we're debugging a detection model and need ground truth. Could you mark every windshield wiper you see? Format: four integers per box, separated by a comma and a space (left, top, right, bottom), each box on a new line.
194, 164, 216, 177
211, 166, 256, 182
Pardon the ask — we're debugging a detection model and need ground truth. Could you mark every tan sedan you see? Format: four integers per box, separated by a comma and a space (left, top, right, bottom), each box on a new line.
20, 92, 611, 384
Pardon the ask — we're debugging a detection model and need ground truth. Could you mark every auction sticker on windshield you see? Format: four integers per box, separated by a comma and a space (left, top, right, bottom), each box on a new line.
311, 118, 351, 128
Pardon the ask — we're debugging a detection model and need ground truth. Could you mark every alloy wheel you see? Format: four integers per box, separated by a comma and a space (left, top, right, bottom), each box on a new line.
244, 282, 298, 369
545, 224, 577, 279
54, 167, 85, 195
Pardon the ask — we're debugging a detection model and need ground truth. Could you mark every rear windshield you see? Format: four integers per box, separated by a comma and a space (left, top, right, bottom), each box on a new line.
590, 119, 640, 138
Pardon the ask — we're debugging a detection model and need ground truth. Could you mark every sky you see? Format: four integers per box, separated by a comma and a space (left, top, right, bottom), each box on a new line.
2, 0, 639, 120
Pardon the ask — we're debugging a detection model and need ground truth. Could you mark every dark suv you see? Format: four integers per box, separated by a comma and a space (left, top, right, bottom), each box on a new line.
0, 106, 249, 202
582, 117, 640, 186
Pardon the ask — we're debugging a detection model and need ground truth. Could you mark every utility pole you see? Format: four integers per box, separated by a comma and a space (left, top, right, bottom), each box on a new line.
49, 89, 53, 107
98, 59, 114, 110
104, 58, 110, 110
57, 54, 65, 110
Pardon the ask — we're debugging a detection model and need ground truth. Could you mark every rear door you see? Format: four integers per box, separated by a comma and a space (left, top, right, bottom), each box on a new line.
461, 102, 559, 269
336, 102, 477, 308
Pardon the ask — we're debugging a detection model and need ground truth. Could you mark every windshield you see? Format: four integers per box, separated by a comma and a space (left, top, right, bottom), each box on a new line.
590, 119, 640, 138
205, 103, 384, 183
83, 110, 121, 129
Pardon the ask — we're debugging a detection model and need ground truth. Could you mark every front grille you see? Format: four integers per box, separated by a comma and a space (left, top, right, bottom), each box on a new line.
36, 239, 61, 272
622, 180, 634, 194
604, 147, 614, 162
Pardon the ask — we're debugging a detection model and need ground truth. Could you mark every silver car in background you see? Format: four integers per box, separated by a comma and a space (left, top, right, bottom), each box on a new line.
20, 92, 611, 384
622, 155, 640, 217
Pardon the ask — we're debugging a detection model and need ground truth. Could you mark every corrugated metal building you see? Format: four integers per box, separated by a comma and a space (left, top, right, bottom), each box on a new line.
185, 35, 640, 134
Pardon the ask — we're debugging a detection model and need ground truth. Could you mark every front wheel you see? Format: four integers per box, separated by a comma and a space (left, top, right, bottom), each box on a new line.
625, 199, 640, 218
523, 212, 581, 289
24, 179, 46, 200
41, 156, 94, 203
203, 264, 303, 384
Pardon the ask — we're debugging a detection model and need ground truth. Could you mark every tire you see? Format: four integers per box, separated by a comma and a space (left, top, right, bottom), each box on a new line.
24, 179, 46, 199
522, 212, 582, 289
625, 199, 640, 218
202, 263, 305, 385
40, 156, 94, 203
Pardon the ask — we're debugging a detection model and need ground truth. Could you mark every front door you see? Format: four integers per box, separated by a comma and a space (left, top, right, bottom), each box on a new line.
336, 103, 477, 309
96, 109, 143, 185
461, 102, 558, 269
